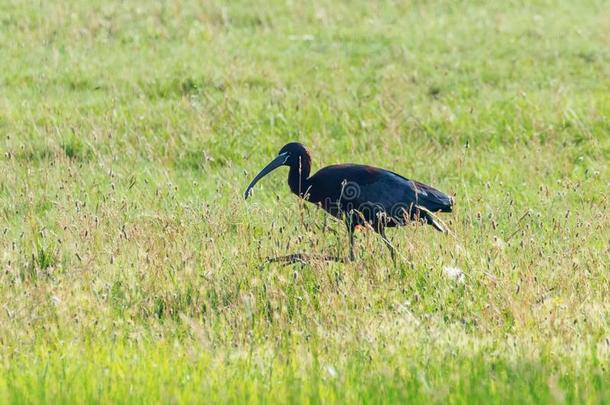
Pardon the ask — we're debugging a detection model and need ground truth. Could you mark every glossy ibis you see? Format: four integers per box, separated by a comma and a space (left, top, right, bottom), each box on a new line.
244, 142, 453, 262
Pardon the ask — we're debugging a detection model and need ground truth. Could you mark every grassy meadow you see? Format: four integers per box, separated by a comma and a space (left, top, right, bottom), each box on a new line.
1, 0, 609, 403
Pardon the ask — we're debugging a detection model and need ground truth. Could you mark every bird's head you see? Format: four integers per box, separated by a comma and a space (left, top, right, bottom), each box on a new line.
244, 142, 311, 199
277, 142, 310, 167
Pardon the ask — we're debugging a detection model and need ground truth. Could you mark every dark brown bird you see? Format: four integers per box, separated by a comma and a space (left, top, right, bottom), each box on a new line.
244, 142, 453, 261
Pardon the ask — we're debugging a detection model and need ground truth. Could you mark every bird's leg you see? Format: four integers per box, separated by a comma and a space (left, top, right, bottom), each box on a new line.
346, 214, 356, 262
348, 226, 355, 262
378, 226, 396, 265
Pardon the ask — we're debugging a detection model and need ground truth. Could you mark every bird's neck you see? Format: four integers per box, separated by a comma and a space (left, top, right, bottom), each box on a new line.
288, 159, 311, 198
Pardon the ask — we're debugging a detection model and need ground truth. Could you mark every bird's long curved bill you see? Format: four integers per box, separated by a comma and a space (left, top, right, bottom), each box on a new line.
244, 153, 288, 199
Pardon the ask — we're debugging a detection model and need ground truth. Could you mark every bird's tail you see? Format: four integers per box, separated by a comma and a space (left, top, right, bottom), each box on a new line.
416, 205, 452, 234
411, 180, 454, 213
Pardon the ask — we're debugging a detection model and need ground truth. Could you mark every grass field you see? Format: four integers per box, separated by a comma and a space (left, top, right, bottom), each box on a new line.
1, 0, 609, 403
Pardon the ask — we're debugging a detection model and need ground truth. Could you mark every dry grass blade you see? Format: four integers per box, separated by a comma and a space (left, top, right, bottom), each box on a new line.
265, 253, 349, 265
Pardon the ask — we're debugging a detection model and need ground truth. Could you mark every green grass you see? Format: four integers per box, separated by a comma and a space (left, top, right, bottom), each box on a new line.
0, 0, 609, 403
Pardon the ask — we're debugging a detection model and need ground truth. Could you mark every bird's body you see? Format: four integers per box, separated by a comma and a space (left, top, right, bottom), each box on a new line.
300, 164, 452, 231
245, 142, 453, 261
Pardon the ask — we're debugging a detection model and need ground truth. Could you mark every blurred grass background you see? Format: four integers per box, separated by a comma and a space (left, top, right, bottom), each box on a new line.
0, 0, 608, 403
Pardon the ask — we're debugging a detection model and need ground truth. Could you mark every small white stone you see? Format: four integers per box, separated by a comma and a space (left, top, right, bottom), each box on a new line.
443, 266, 465, 283
325, 365, 338, 378
493, 236, 506, 249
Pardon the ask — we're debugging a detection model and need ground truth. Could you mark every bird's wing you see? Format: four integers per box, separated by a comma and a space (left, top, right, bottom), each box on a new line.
344, 172, 419, 221
307, 164, 452, 227
352, 173, 453, 232
337, 169, 450, 209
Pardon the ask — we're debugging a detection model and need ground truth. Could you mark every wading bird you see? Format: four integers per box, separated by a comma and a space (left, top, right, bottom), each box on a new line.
244, 142, 453, 262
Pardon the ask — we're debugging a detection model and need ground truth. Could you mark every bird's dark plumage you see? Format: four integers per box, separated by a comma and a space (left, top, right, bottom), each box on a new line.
306, 164, 452, 227
244, 142, 454, 261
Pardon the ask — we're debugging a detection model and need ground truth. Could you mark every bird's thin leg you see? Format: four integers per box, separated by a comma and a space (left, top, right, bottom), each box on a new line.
346, 214, 356, 262
378, 226, 396, 264
348, 227, 355, 262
